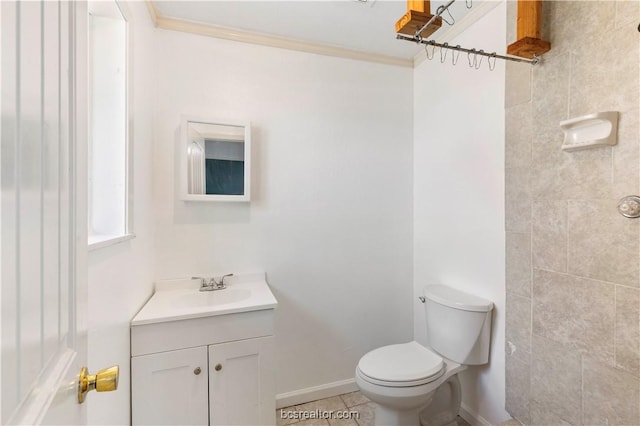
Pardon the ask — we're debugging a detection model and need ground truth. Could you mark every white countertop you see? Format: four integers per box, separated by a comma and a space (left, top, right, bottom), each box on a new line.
131, 273, 278, 326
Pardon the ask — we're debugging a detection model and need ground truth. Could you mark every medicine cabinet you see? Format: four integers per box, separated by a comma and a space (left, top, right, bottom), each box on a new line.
179, 117, 251, 202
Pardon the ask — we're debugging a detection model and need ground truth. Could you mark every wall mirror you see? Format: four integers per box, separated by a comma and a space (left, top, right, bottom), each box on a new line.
180, 117, 251, 202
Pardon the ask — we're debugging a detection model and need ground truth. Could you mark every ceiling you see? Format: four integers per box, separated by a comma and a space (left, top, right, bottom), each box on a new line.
151, 0, 480, 62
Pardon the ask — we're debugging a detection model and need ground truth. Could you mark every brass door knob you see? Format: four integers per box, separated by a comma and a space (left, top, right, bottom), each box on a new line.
77, 365, 119, 404
214, 363, 222, 371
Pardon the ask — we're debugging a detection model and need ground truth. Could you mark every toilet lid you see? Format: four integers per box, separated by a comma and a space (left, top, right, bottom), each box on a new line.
358, 341, 444, 384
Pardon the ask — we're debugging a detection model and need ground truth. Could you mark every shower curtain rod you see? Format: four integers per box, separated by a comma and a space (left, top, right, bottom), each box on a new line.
397, 33, 540, 66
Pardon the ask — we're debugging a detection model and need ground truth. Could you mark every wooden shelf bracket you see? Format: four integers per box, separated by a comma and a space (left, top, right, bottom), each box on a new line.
395, 0, 442, 39
507, 0, 551, 59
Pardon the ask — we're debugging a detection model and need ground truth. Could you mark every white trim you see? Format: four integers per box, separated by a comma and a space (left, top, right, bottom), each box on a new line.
276, 378, 359, 409
88, 233, 136, 251
412, 0, 503, 67
147, 4, 413, 68
118, 0, 135, 239
459, 402, 493, 426
145, 1, 500, 70
144, 0, 159, 27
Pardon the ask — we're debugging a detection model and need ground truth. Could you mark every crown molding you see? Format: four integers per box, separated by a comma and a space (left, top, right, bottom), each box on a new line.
412, 0, 502, 67
145, 0, 159, 26
146, 1, 413, 68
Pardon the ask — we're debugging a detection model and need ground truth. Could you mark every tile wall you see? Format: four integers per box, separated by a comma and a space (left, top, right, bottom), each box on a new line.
504, 1, 640, 424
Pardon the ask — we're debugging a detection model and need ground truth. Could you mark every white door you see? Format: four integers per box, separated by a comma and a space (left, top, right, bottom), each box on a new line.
1, 1, 93, 424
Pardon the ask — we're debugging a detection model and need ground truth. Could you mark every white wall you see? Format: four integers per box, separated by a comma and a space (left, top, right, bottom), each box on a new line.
87, 2, 155, 424
413, 3, 509, 424
152, 30, 414, 397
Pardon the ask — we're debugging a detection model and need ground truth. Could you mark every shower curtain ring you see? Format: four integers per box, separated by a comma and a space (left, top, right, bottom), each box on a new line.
488, 53, 497, 71
468, 49, 476, 68
475, 50, 484, 69
425, 43, 435, 60
451, 46, 461, 65
440, 43, 449, 63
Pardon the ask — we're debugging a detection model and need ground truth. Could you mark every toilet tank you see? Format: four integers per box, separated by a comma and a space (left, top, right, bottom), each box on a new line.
424, 285, 494, 365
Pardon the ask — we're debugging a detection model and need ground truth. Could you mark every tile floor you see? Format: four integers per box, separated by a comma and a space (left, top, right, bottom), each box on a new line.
276, 391, 472, 426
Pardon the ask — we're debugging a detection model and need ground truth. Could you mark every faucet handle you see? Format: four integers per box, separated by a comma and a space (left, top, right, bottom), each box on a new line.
191, 277, 208, 287
220, 273, 234, 286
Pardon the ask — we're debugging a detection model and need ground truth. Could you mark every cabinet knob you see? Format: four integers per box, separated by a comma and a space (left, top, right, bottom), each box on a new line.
214, 363, 222, 371
194, 367, 201, 375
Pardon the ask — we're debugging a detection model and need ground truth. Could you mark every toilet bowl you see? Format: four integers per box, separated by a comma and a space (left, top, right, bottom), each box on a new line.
355, 285, 494, 426
355, 341, 465, 426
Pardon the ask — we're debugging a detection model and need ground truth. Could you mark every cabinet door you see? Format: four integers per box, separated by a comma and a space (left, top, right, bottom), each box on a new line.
132, 346, 208, 426
209, 336, 275, 425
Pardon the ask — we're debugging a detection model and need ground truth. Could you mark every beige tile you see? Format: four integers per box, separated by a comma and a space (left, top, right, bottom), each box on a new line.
506, 232, 531, 298
496, 420, 522, 426
506, 0, 517, 45
613, 109, 640, 196
530, 335, 581, 425
532, 201, 567, 273
505, 168, 531, 234
506, 103, 533, 170
533, 269, 615, 362
570, 26, 639, 117
616, 285, 640, 374
339, 391, 370, 408
353, 402, 375, 426
296, 396, 347, 414
530, 54, 569, 179
530, 81, 614, 202
505, 61, 532, 107
506, 353, 530, 425
538, 0, 551, 44
567, 200, 639, 287
583, 357, 640, 425
528, 51, 618, 201
546, 1, 616, 55
532, 148, 614, 201
531, 53, 570, 128
529, 400, 573, 426
615, 0, 640, 29
295, 419, 330, 426
455, 415, 470, 426
328, 418, 358, 426
277, 408, 299, 426
506, 294, 531, 357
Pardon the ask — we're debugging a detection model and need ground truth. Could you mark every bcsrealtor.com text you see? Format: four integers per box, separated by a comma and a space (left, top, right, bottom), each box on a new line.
280, 409, 360, 421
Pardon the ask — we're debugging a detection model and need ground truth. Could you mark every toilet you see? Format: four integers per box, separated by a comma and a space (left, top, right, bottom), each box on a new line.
355, 285, 493, 426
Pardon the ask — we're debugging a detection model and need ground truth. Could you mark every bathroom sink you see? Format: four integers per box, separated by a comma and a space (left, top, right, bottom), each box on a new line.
171, 288, 252, 308
131, 273, 278, 325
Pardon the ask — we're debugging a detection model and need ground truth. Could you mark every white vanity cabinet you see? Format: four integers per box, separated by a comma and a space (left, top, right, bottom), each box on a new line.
209, 336, 275, 425
131, 346, 209, 426
130, 274, 278, 426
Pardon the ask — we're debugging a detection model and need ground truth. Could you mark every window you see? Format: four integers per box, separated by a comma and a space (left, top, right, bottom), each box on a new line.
88, 0, 132, 249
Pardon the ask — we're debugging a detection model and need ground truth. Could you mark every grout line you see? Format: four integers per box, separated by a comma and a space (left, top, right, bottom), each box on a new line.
614, 285, 618, 369
565, 199, 569, 275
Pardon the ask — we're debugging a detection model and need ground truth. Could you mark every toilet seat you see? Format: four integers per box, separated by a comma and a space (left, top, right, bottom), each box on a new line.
357, 341, 445, 387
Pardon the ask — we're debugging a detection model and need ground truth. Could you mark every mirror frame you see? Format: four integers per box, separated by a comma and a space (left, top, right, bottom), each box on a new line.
180, 116, 251, 202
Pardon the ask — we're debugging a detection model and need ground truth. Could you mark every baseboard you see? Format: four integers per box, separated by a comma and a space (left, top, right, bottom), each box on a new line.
276, 378, 359, 409
459, 403, 493, 426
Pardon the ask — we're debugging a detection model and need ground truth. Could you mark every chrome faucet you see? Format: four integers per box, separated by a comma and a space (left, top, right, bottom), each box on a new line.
193, 274, 233, 292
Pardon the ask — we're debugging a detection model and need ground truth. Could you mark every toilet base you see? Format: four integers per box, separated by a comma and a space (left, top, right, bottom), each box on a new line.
356, 357, 466, 426
419, 375, 462, 426
375, 405, 423, 426
366, 373, 463, 426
